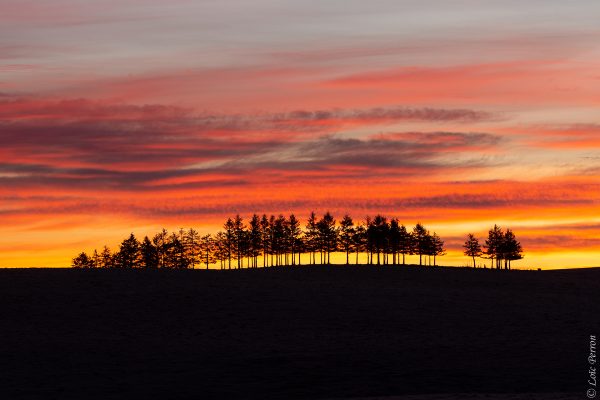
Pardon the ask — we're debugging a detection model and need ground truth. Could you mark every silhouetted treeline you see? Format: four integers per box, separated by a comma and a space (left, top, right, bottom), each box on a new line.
463, 225, 523, 269
72, 212, 449, 269
72, 213, 523, 270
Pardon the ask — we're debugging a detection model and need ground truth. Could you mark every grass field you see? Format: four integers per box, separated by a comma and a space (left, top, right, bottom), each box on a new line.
1, 266, 598, 399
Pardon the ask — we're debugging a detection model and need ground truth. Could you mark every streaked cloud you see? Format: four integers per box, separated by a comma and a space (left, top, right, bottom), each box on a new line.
1, 1, 600, 267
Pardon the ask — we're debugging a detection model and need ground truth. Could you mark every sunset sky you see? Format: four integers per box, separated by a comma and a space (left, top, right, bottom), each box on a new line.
1, 0, 600, 268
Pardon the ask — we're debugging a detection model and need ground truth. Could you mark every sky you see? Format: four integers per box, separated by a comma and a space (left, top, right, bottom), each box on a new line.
1, 0, 600, 268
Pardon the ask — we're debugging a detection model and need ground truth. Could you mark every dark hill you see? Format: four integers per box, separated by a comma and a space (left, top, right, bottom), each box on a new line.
1, 266, 598, 399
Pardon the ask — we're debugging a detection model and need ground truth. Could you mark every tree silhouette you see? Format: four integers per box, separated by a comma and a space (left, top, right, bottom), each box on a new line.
213, 231, 228, 269
72, 252, 92, 268
140, 236, 158, 269
388, 218, 401, 265
485, 224, 503, 269
368, 215, 389, 265
502, 229, 523, 269
339, 215, 355, 265
431, 232, 445, 267
397, 224, 411, 266
463, 234, 482, 268
412, 223, 428, 266
353, 223, 366, 265
317, 212, 337, 264
72, 213, 529, 271
165, 232, 188, 269
305, 212, 319, 265
152, 229, 169, 269
117, 233, 141, 269
199, 234, 215, 269
273, 215, 285, 266
260, 214, 270, 268
99, 246, 113, 268
184, 228, 201, 269
223, 218, 235, 269
232, 215, 245, 269
91, 249, 100, 268
288, 214, 302, 266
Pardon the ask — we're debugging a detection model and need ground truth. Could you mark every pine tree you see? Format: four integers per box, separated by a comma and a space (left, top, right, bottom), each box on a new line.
117, 233, 141, 269
72, 252, 92, 268
339, 215, 355, 265
463, 233, 482, 268
485, 224, 503, 269
305, 212, 318, 265
388, 218, 401, 265
223, 218, 235, 269
412, 223, 429, 266
354, 223, 366, 265
249, 214, 262, 268
503, 229, 523, 269
140, 236, 158, 269
152, 229, 169, 268
397, 224, 411, 265
317, 212, 337, 264
199, 234, 216, 269
368, 215, 389, 265
288, 214, 302, 266
99, 246, 113, 268
260, 214, 270, 267
431, 232, 445, 267
184, 228, 201, 269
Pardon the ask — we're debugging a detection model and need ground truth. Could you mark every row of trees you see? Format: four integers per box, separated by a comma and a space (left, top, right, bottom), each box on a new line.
72, 214, 525, 270
72, 213, 448, 269
463, 225, 523, 269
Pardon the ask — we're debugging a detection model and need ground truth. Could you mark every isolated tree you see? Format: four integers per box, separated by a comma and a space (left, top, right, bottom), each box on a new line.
339, 214, 355, 265
463, 233, 482, 268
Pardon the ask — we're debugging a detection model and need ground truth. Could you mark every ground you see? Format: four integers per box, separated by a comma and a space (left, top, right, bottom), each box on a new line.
1, 266, 598, 399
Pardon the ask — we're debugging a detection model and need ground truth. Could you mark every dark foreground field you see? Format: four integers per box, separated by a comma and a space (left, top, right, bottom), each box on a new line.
1, 266, 598, 400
